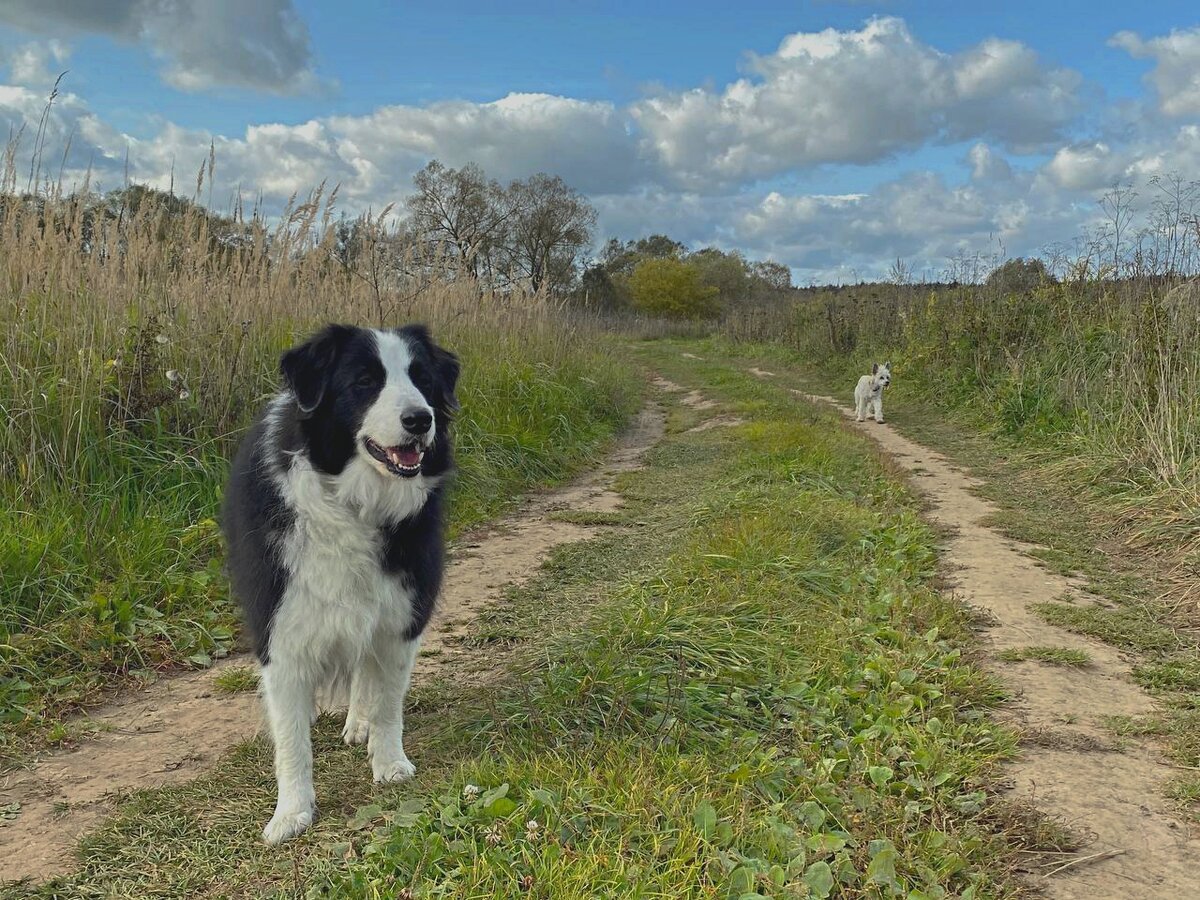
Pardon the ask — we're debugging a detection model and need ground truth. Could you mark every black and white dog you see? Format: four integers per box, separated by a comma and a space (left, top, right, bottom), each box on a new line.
221, 323, 459, 844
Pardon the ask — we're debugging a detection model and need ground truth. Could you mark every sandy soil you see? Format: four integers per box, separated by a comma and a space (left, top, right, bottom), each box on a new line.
0, 404, 666, 884
775, 374, 1200, 898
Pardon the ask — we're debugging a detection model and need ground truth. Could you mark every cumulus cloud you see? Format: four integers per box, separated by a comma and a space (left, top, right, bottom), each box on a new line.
726, 168, 1086, 282
1111, 27, 1200, 117
0, 83, 646, 209
631, 17, 1083, 188
1042, 142, 1125, 191
2, 40, 70, 88
0, 0, 321, 93
0, 83, 130, 191
325, 94, 648, 196
966, 143, 1014, 183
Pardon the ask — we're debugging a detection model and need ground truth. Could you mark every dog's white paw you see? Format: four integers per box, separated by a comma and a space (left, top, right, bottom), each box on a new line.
342, 717, 370, 746
262, 806, 314, 845
373, 755, 416, 784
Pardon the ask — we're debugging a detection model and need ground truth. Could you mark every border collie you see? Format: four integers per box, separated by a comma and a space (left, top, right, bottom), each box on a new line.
221, 323, 460, 844
854, 361, 891, 423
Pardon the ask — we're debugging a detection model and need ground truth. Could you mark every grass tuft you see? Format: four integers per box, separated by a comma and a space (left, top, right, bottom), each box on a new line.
997, 646, 1092, 667
1032, 602, 1180, 654
212, 666, 259, 694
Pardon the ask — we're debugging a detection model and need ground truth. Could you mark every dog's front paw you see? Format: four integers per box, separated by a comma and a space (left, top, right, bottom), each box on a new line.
263, 805, 315, 845
875, 419, 885, 424
342, 717, 370, 746
373, 755, 416, 784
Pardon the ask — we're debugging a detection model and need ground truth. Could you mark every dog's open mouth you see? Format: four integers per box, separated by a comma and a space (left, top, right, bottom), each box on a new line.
364, 437, 424, 477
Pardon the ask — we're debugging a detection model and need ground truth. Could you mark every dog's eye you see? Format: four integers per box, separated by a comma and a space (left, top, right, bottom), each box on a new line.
356, 373, 376, 388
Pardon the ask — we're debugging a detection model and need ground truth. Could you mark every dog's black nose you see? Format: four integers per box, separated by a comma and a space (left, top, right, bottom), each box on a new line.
401, 409, 433, 435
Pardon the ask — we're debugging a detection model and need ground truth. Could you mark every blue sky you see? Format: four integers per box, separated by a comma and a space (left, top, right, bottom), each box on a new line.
2, 0, 1199, 281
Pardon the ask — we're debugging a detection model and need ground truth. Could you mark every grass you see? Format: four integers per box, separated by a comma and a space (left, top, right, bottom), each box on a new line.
645, 336, 1200, 825
213, 666, 260, 695
725, 338, 1200, 819
0, 184, 643, 752
1031, 602, 1181, 654
996, 647, 1092, 667
3, 343, 1026, 899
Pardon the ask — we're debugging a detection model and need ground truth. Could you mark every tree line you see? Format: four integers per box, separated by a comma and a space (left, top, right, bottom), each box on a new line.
335, 160, 794, 315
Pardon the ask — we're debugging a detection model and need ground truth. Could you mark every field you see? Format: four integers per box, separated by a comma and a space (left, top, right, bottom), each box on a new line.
3, 185, 1200, 898
0, 188, 641, 746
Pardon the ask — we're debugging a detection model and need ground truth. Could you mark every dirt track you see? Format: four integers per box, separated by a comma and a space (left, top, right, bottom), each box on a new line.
0, 405, 665, 884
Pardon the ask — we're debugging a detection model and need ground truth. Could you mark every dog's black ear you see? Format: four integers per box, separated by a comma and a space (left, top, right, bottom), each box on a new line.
884, 361, 891, 370
872, 362, 879, 375
431, 343, 461, 412
280, 324, 353, 416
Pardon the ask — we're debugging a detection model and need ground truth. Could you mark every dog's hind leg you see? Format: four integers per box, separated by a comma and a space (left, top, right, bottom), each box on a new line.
260, 663, 319, 844
855, 393, 867, 422
367, 635, 421, 784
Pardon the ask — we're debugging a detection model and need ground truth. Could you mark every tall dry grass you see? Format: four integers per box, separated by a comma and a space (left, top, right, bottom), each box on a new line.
0, 162, 641, 737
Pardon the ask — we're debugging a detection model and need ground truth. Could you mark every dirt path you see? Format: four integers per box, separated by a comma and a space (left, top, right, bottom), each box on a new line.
0, 404, 666, 885
756, 371, 1200, 898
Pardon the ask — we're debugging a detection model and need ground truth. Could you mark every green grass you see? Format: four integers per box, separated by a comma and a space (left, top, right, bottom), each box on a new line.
5, 343, 1024, 899
640, 336, 1200, 827
996, 646, 1091, 667
213, 666, 260, 694
712, 337, 1200, 821
0, 328, 642, 753
1031, 602, 1180, 654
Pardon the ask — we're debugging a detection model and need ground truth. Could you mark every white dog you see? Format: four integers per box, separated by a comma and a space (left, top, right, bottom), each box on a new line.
854, 362, 891, 423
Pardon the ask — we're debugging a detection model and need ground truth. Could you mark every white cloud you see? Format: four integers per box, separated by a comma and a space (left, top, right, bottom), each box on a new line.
2, 40, 70, 87
0, 84, 647, 210
630, 17, 1083, 188
0, 83, 129, 191
325, 94, 647, 196
1111, 27, 1200, 117
0, 0, 321, 94
724, 168, 1089, 282
966, 143, 1013, 183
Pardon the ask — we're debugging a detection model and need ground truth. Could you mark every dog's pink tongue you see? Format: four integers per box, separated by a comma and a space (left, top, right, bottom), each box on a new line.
394, 447, 422, 467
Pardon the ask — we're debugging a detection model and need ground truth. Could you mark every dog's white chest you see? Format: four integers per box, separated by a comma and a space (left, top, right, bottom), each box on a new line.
270, 460, 417, 664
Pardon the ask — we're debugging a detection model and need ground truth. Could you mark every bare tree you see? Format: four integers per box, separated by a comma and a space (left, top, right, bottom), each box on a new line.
504, 173, 596, 294
406, 160, 513, 284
